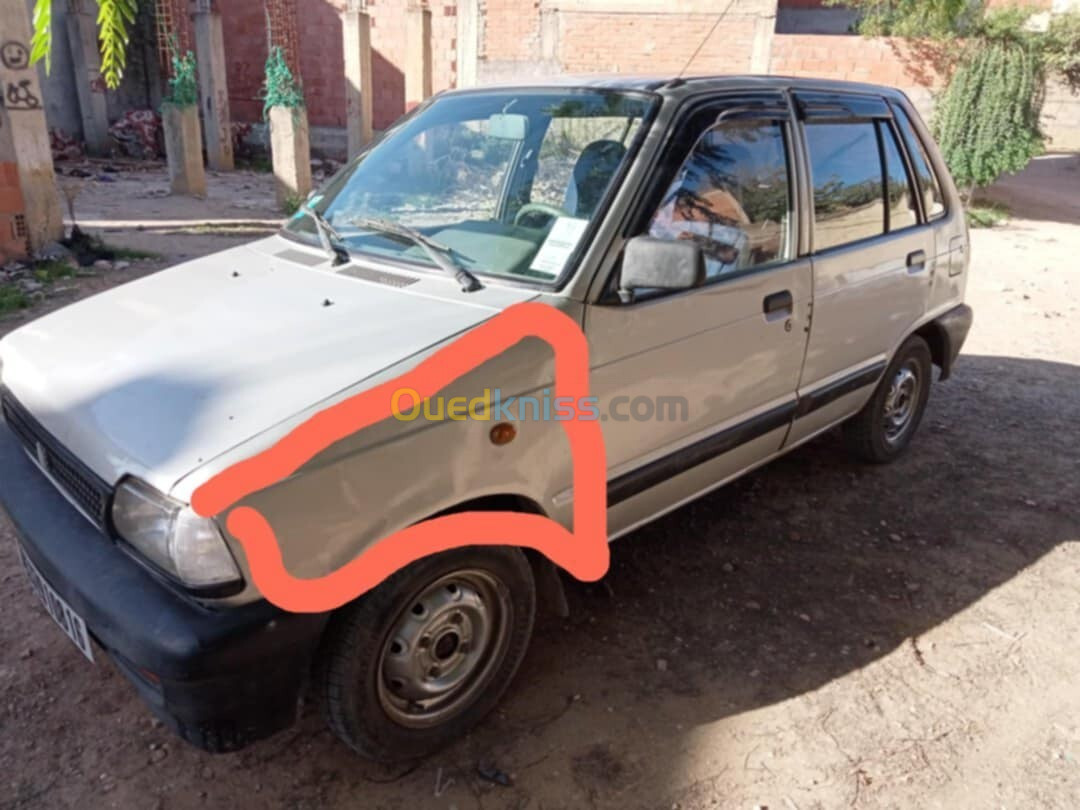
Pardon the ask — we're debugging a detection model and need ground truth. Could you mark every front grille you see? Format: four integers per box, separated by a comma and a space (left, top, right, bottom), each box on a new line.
1, 391, 112, 529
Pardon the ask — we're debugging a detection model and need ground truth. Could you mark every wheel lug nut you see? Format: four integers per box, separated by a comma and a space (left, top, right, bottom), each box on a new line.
428, 666, 440, 678
418, 636, 431, 649
450, 612, 463, 625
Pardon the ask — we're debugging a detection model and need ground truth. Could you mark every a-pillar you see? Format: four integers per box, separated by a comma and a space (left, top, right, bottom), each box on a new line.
193, 0, 235, 171
405, 1, 433, 112
0, 0, 64, 253
343, 0, 374, 157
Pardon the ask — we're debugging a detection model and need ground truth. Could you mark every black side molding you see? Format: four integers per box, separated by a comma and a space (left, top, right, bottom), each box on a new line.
795, 360, 887, 418
607, 401, 797, 507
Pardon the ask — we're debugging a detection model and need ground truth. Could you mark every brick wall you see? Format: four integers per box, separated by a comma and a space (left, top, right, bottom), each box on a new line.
475, 0, 775, 81
770, 33, 1080, 150
0, 162, 27, 264
215, 0, 1078, 154
556, 11, 757, 74
221, 0, 458, 133
770, 34, 948, 116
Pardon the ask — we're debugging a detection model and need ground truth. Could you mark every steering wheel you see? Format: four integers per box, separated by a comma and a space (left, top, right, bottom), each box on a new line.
514, 202, 568, 227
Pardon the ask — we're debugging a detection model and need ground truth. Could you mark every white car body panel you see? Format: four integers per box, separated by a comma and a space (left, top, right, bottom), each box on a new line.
0, 237, 537, 494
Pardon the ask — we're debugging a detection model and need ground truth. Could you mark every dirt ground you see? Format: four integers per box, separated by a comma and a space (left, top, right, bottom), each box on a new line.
2, 156, 1079, 810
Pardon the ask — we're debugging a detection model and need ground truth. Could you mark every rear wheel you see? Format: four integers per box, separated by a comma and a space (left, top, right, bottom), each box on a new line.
843, 335, 933, 463
316, 546, 536, 762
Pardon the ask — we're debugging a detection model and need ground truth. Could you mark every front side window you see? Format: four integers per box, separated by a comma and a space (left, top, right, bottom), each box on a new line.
647, 120, 793, 280
805, 121, 886, 252
285, 89, 655, 284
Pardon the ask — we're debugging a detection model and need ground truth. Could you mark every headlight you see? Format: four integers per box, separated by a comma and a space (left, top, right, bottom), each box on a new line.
111, 478, 242, 590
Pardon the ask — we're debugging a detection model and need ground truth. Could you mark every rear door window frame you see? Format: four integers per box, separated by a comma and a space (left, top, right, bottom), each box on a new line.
794, 90, 933, 256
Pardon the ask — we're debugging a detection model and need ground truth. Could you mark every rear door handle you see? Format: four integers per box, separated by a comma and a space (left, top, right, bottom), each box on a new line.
907, 250, 927, 272
763, 290, 793, 317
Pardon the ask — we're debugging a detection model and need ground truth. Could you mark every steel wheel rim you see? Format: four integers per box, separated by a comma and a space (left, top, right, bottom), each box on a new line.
883, 361, 920, 443
377, 569, 511, 729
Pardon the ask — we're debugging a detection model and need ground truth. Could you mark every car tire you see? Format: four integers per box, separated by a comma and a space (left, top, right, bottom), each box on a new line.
316, 545, 536, 762
843, 335, 933, 464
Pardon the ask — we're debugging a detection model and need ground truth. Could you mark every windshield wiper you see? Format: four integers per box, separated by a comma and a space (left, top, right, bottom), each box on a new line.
304, 203, 350, 266
352, 217, 483, 292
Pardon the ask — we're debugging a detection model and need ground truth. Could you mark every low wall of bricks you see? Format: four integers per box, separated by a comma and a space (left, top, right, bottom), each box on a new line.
0, 162, 27, 264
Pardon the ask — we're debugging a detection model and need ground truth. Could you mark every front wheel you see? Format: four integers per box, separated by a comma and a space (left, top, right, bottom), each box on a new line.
843, 335, 933, 464
316, 546, 536, 762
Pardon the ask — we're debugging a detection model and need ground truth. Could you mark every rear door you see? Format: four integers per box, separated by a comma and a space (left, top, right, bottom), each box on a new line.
583, 93, 812, 536
786, 91, 936, 446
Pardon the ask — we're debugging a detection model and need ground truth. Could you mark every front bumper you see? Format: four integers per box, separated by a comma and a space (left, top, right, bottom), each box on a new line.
0, 422, 329, 752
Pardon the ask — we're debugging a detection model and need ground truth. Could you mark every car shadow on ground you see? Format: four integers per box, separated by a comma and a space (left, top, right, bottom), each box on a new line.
4, 353, 1077, 809
979, 154, 1080, 226
158, 351, 1075, 808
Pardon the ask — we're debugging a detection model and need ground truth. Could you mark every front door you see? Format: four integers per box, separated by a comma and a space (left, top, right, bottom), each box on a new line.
582, 95, 812, 537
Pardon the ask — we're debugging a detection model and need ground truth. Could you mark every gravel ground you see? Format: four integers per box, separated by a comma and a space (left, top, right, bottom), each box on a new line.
1, 156, 1078, 810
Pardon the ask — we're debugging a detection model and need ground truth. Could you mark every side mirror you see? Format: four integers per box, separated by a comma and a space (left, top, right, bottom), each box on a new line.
619, 236, 706, 297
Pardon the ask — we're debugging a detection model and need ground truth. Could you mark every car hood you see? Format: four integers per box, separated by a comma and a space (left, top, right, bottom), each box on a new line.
0, 237, 538, 494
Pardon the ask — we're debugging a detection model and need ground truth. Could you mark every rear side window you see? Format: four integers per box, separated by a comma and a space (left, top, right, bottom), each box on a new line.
879, 121, 919, 231
894, 107, 946, 219
804, 122, 886, 251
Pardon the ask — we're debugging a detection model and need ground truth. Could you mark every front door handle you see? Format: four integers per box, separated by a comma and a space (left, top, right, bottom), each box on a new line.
907, 250, 927, 272
763, 290, 793, 317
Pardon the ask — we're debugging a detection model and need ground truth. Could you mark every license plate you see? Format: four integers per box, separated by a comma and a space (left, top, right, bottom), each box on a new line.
20, 548, 95, 663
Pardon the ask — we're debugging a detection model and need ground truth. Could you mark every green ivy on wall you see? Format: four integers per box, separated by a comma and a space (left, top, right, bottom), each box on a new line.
262, 46, 305, 119
163, 48, 199, 108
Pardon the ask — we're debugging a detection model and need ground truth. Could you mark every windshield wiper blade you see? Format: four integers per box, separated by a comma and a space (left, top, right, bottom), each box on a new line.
304, 204, 350, 266
352, 217, 483, 292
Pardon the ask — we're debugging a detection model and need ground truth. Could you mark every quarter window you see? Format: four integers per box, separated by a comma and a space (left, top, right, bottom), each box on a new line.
805, 122, 886, 251
647, 120, 792, 280
879, 121, 919, 232
894, 107, 946, 219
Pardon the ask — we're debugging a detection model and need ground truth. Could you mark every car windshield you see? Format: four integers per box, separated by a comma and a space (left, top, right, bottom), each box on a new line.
284, 88, 656, 284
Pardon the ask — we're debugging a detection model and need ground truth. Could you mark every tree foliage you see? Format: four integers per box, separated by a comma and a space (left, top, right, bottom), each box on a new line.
830, 0, 983, 37
96, 0, 139, 89
30, 0, 138, 89
1044, 11, 1080, 93
933, 35, 1044, 192
29, 0, 52, 74
837, 0, 1080, 194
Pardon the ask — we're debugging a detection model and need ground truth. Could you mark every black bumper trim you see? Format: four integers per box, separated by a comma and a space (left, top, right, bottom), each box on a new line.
0, 422, 329, 750
935, 303, 974, 381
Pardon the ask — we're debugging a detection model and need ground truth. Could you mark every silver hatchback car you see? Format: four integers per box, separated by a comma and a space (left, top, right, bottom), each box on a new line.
0, 75, 971, 761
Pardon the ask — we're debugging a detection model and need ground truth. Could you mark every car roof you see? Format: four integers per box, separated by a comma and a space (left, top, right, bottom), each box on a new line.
446, 74, 908, 103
